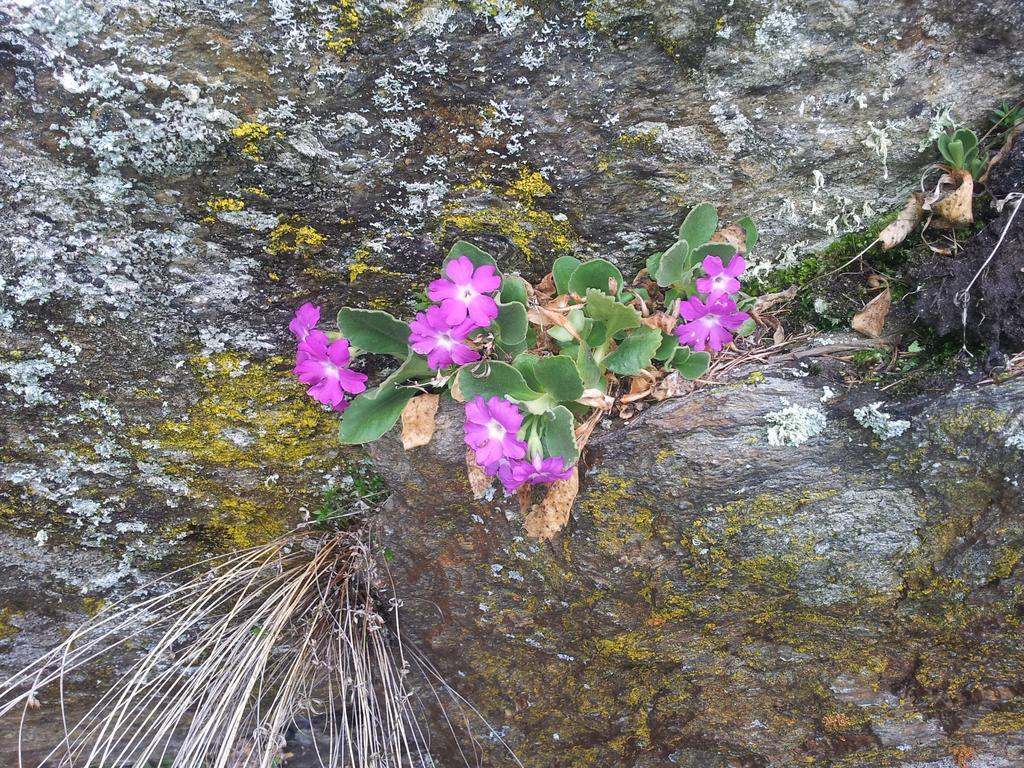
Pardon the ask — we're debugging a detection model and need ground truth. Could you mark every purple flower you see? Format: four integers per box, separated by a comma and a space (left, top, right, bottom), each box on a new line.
289, 302, 321, 342
695, 253, 745, 297
492, 454, 573, 492
674, 294, 750, 352
463, 396, 527, 468
428, 256, 501, 328
293, 331, 368, 412
408, 306, 481, 370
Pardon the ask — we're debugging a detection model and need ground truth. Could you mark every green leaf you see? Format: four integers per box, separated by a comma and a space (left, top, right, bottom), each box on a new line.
584, 289, 640, 343
654, 240, 689, 287
500, 275, 529, 306
678, 202, 718, 248
735, 216, 758, 253
337, 308, 411, 359
512, 353, 542, 391
653, 332, 678, 361
493, 301, 528, 345
575, 341, 603, 390
457, 361, 542, 402
602, 326, 661, 375
534, 355, 584, 402
443, 240, 496, 269
567, 259, 623, 297
735, 317, 756, 337
646, 251, 663, 277
691, 242, 739, 264
553, 256, 582, 295
536, 405, 580, 464
338, 382, 416, 445
674, 349, 710, 380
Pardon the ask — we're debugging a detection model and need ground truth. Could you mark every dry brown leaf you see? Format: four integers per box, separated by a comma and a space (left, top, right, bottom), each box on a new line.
879, 193, 924, 250
641, 312, 677, 334
933, 169, 974, 225
524, 467, 579, 540
772, 323, 786, 345
449, 373, 465, 402
651, 371, 691, 400
527, 304, 583, 342
400, 393, 440, 450
577, 388, 614, 409
753, 284, 798, 315
535, 272, 556, 296
516, 485, 532, 516
923, 169, 974, 227
465, 448, 493, 498
851, 287, 891, 338
710, 223, 748, 253
574, 410, 603, 449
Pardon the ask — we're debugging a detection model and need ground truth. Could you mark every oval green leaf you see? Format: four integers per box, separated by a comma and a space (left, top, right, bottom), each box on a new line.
553, 255, 582, 295
602, 326, 661, 375
535, 354, 584, 402
678, 202, 718, 248
457, 361, 542, 402
337, 308, 411, 359
567, 259, 623, 297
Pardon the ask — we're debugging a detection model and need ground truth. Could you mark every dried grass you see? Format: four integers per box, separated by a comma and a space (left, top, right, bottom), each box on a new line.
0, 525, 520, 768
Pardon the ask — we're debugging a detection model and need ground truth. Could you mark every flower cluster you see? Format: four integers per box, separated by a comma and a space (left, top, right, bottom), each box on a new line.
674, 254, 751, 352
463, 396, 572, 493
289, 303, 367, 412
408, 256, 501, 371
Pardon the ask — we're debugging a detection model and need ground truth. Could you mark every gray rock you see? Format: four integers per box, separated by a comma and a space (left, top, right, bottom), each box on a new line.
373, 365, 1024, 766
1, 0, 1023, 764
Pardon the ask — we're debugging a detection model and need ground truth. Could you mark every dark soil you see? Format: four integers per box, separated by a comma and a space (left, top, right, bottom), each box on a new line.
985, 130, 1024, 199
914, 137, 1024, 358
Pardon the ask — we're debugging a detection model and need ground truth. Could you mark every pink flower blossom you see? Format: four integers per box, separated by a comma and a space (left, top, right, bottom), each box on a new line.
696, 253, 745, 297
293, 331, 368, 412
428, 256, 501, 328
492, 454, 573, 492
674, 294, 750, 352
289, 302, 321, 341
408, 306, 481, 370
464, 396, 527, 468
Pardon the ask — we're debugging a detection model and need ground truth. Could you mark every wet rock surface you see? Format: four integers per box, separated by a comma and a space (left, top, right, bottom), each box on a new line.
1, 0, 1023, 763
374, 363, 1024, 767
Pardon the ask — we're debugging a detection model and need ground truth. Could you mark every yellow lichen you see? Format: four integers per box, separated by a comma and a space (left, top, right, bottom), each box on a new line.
505, 167, 552, 204
617, 128, 659, 150
266, 219, 327, 256
974, 710, 1024, 734
206, 196, 245, 212
142, 353, 344, 550
241, 186, 268, 197
347, 248, 402, 283
594, 632, 654, 662
325, 0, 360, 55
0, 607, 21, 642
440, 203, 577, 263
230, 122, 271, 161
580, 471, 654, 554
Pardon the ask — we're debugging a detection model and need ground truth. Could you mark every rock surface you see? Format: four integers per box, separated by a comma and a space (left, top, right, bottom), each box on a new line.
374, 360, 1024, 767
1, 0, 1024, 763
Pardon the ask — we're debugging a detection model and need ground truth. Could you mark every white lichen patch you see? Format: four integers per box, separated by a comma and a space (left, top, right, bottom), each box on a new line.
854, 402, 910, 441
765, 402, 827, 447
1001, 415, 1024, 450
